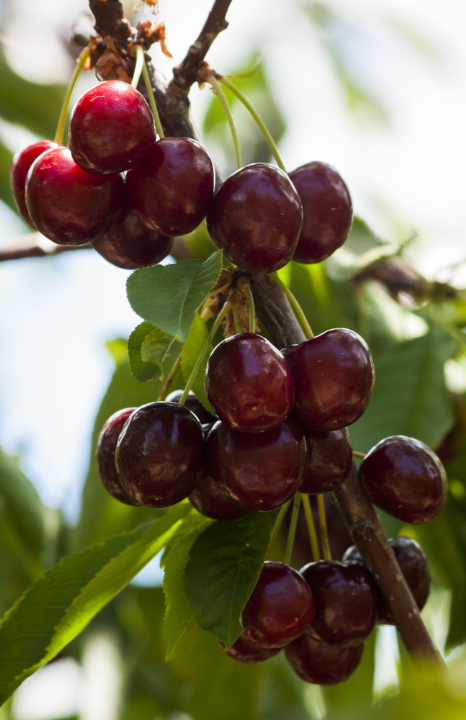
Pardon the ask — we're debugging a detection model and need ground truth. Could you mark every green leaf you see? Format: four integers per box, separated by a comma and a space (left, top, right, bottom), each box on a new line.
184, 513, 272, 647
0, 503, 191, 705
126, 253, 223, 341
128, 322, 175, 383
181, 314, 213, 413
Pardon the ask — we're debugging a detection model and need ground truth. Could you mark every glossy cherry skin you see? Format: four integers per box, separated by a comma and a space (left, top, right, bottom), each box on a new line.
126, 137, 215, 236
26, 147, 125, 245
10, 140, 59, 227
189, 472, 245, 521
165, 390, 216, 425
289, 161, 353, 264
69, 80, 156, 174
285, 633, 364, 686
206, 163, 303, 274
219, 635, 281, 664
343, 536, 431, 625
242, 562, 315, 648
300, 560, 378, 647
115, 402, 205, 507
205, 333, 295, 433
92, 204, 173, 269
96, 408, 141, 506
282, 329, 375, 431
358, 435, 448, 524
300, 427, 353, 493
206, 419, 307, 512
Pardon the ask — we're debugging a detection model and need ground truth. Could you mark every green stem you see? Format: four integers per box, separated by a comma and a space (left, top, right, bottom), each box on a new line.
131, 43, 145, 88
267, 499, 291, 559
300, 493, 320, 561
353, 451, 366, 459
209, 74, 242, 170
232, 305, 242, 334
284, 494, 301, 565
219, 76, 286, 173
242, 285, 256, 333
317, 494, 332, 561
268, 273, 314, 339
137, 45, 165, 139
157, 351, 182, 401
54, 47, 90, 145
179, 303, 230, 405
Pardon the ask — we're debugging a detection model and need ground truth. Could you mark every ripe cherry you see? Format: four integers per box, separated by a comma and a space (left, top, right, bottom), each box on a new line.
188, 473, 245, 521
69, 80, 156, 174
285, 633, 364, 686
282, 329, 374, 431
96, 408, 140, 506
115, 402, 205, 507
205, 333, 295, 433
242, 561, 315, 648
300, 427, 352, 493
206, 163, 303, 274
219, 635, 281, 664
26, 147, 125, 245
289, 161, 353, 264
10, 140, 58, 227
206, 419, 307, 512
165, 390, 216, 425
358, 435, 448, 524
126, 137, 215, 236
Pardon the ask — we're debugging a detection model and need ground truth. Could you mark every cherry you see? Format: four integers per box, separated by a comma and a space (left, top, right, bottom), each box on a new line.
206, 419, 307, 512
343, 536, 431, 624
126, 137, 215, 236
206, 163, 303, 274
358, 435, 448, 524
205, 333, 295, 433
219, 635, 281, 664
10, 140, 59, 227
96, 408, 141, 506
92, 204, 173, 269
68, 80, 156, 174
300, 427, 353, 494
242, 561, 315, 648
165, 390, 216, 425
285, 633, 364, 686
300, 560, 378, 647
289, 161, 353, 264
188, 473, 245, 521
26, 147, 125, 245
282, 329, 374, 431
115, 401, 205, 507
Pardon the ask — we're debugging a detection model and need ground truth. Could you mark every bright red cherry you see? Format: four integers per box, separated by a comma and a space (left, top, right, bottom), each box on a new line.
282, 329, 374, 431
115, 402, 205, 507
188, 473, 245, 521
242, 562, 315, 648
10, 140, 59, 227
26, 147, 125, 245
206, 419, 307, 512
358, 436, 448, 524
289, 161, 353, 264
205, 333, 295, 433
206, 163, 303, 274
126, 137, 215, 236
165, 390, 216, 425
69, 80, 156, 174
285, 633, 364, 685
219, 635, 281, 664
96, 408, 140, 506
300, 427, 352, 493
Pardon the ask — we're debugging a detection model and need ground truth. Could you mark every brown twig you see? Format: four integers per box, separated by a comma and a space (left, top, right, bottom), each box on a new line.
89, 0, 133, 43
0, 235, 91, 262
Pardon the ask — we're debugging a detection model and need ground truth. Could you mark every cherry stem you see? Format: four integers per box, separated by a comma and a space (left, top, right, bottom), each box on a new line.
232, 305, 242, 334
317, 494, 332, 561
178, 302, 231, 405
54, 47, 90, 145
353, 451, 366, 459
267, 499, 291, 559
268, 273, 314, 339
242, 285, 256, 333
300, 493, 320, 561
157, 350, 182, 401
284, 493, 301, 565
131, 43, 145, 88
136, 44, 165, 139
208, 74, 242, 170
218, 76, 287, 173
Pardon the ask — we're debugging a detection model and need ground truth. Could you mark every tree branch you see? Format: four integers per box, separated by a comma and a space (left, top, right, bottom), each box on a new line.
0, 235, 91, 262
89, 0, 133, 43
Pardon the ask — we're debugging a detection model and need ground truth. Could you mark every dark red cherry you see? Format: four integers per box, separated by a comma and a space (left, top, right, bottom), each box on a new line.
343, 536, 431, 625
242, 561, 315, 648
10, 140, 59, 227
300, 427, 352, 493
289, 161, 353, 264
165, 390, 216, 425
96, 408, 141, 505
126, 137, 215, 236
69, 80, 156, 174
206, 419, 307, 512
282, 329, 374, 431
206, 163, 303, 274
219, 635, 281, 664
358, 435, 448, 524
285, 633, 364, 686
26, 147, 125, 245
115, 401, 204, 507
205, 333, 295, 433
92, 204, 173, 269
300, 560, 378, 647
189, 473, 245, 521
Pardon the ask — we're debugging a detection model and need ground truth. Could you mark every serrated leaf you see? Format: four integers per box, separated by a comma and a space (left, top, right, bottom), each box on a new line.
181, 314, 214, 413
0, 503, 191, 705
126, 252, 223, 342
128, 322, 164, 383
184, 513, 272, 648
141, 328, 174, 366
